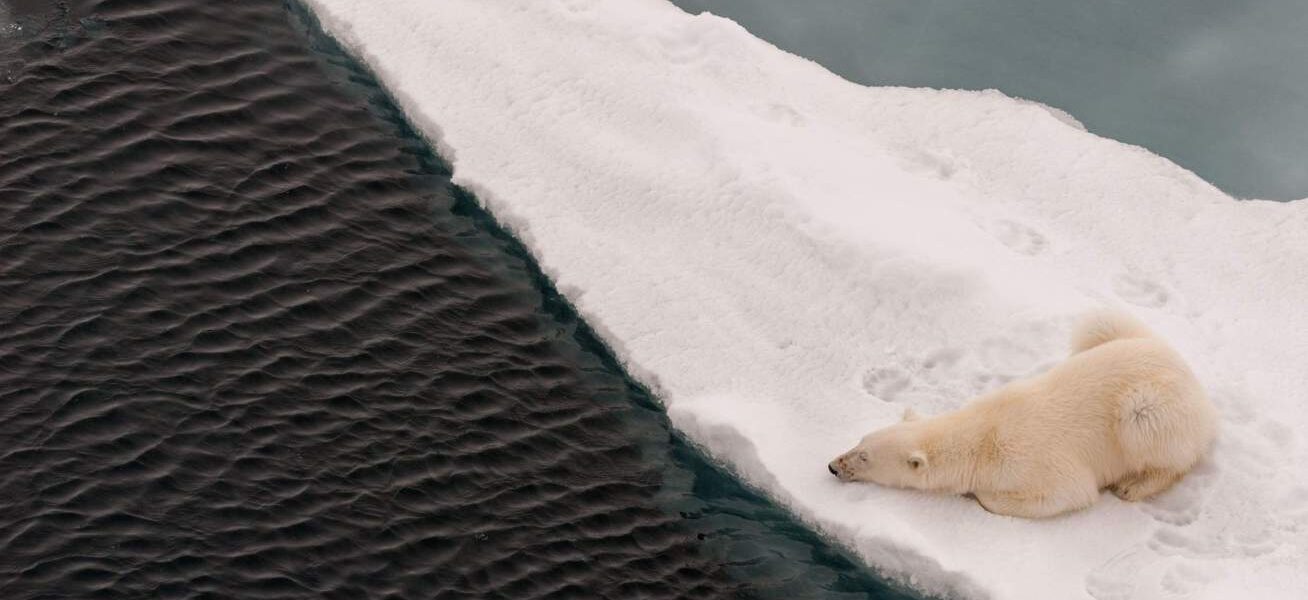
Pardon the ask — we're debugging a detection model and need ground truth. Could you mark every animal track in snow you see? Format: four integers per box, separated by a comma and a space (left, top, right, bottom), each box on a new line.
1160, 562, 1220, 597
1085, 549, 1145, 600
1231, 526, 1278, 557
920, 348, 961, 367
900, 147, 958, 179
757, 102, 805, 127
990, 219, 1048, 256
1112, 273, 1171, 308
1150, 523, 1275, 559
555, 0, 598, 16
653, 22, 713, 66
860, 346, 987, 416
1139, 460, 1216, 526
861, 366, 910, 401
863, 337, 1046, 405
862, 330, 1062, 414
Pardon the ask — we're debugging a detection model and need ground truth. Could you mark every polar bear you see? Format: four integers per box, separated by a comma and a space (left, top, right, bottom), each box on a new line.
828, 310, 1217, 518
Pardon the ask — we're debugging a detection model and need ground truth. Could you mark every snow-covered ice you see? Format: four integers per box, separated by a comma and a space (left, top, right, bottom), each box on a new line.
299, 1, 1308, 598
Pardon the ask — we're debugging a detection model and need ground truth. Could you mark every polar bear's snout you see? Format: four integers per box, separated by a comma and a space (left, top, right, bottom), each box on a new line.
828, 458, 854, 480
828, 454, 850, 480
828, 449, 866, 481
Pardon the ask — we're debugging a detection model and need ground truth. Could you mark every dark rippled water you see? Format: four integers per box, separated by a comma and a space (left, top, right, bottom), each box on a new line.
0, 1, 919, 598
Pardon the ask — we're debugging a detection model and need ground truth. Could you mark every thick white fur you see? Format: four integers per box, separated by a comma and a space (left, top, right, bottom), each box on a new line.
829, 310, 1217, 518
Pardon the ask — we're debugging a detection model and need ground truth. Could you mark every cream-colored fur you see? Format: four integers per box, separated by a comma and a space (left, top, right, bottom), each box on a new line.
829, 310, 1217, 518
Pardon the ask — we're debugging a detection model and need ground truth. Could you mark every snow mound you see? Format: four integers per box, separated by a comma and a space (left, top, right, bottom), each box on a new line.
299, 1, 1308, 598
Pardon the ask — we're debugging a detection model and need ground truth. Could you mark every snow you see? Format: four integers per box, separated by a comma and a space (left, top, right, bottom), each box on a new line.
298, 1, 1308, 598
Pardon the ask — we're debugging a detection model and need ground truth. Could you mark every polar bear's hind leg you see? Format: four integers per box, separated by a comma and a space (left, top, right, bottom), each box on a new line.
1109, 468, 1183, 502
1112, 371, 1214, 504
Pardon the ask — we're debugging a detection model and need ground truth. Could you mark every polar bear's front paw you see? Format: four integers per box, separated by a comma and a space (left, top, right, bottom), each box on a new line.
1109, 480, 1142, 502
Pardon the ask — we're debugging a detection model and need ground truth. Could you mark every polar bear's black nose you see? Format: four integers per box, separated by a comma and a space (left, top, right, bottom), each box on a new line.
828, 463, 838, 476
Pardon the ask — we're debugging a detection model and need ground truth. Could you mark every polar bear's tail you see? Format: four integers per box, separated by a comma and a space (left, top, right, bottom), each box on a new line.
1069, 309, 1155, 354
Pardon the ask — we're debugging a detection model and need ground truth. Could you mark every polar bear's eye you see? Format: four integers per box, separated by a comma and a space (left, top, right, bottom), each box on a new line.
857, 451, 869, 463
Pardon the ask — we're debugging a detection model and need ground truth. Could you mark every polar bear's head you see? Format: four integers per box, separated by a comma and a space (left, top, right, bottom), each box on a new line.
828, 408, 931, 489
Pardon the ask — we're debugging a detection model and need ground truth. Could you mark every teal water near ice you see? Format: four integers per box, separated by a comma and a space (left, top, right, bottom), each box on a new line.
672, 0, 1308, 201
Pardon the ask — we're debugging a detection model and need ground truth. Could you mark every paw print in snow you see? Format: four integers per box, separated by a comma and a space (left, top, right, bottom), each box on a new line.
990, 219, 1049, 256
1113, 273, 1171, 308
861, 367, 910, 401
556, 0, 598, 16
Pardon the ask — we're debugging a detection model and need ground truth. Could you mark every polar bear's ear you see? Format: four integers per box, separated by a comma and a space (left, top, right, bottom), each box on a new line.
907, 451, 927, 470
901, 407, 920, 422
